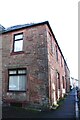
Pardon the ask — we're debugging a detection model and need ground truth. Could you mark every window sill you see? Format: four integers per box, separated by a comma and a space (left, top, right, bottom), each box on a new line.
10, 51, 24, 55
7, 90, 26, 92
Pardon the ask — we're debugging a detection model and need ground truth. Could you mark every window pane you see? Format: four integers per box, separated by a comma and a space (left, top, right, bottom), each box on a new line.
19, 75, 26, 90
18, 70, 26, 74
9, 76, 18, 90
15, 34, 23, 40
14, 40, 23, 52
9, 75, 26, 91
9, 70, 16, 74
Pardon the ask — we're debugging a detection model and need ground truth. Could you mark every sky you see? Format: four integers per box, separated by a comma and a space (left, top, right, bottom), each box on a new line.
0, 0, 78, 80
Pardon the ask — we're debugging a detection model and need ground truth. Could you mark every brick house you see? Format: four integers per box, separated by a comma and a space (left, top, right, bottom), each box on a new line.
64, 62, 70, 93
1, 21, 70, 110
0, 25, 4, 104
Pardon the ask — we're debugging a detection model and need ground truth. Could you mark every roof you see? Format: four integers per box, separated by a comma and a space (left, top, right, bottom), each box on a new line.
1, 21, 48, 34
1, 21, 69, 71
4, 23, 35, 33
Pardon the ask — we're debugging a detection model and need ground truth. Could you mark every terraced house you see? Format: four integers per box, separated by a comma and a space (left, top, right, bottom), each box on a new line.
1, 21, 70, 110
0, 25, 4, 105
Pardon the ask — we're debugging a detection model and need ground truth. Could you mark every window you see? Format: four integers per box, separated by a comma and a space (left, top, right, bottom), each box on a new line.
8, 69, 26, 91
62, 76, 65, 88
49, 32, 54, 53
61, 56, 63, 67
56, 72, 60, 89
56, 46, 58, 61
13, 33, 23, 52
51, 39, 54, 53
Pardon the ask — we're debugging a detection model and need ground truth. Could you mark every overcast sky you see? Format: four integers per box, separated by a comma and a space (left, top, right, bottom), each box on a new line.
0, 0, 78, 80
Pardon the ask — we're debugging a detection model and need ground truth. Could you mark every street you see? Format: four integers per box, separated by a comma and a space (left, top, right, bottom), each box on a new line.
2, 89, 77, 119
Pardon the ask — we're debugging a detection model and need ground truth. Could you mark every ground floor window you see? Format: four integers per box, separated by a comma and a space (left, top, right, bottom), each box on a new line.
8, 68, 26, 91
56, 72, 60, 89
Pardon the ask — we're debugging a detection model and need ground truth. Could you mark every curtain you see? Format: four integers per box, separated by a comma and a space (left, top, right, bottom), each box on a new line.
9, 75, 26, 91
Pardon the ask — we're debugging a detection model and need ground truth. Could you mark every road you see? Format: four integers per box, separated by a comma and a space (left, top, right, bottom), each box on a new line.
2, 89, 76, 119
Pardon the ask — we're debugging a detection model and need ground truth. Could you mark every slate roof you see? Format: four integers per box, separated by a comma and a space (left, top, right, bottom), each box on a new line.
1, 21, 48, 33
4, 23, 34, 33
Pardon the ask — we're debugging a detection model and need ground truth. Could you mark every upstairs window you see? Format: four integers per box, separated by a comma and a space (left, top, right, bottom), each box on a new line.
48, 32, 54, 54
13, 33, 23, 52
8, 68, 26, 91
56, 46, 58, 61
61, 56, 63, 67
51, 38, 54, 54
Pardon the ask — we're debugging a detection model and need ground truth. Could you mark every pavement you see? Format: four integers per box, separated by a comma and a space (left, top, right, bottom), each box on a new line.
2, 88, 79, 119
